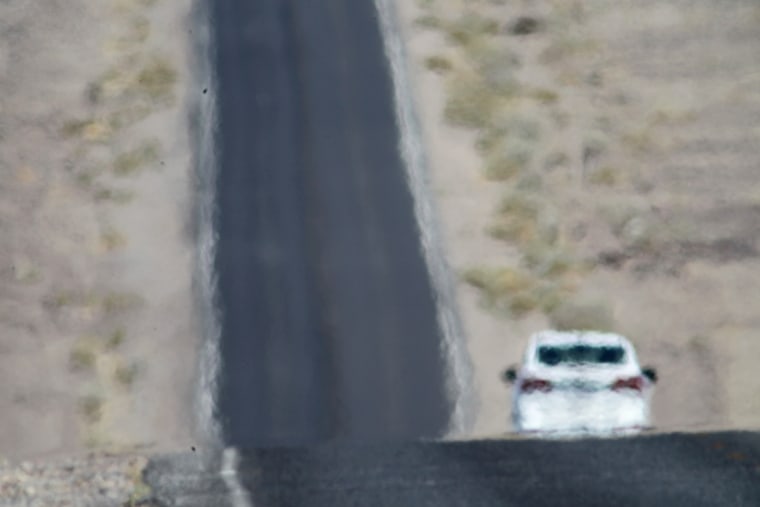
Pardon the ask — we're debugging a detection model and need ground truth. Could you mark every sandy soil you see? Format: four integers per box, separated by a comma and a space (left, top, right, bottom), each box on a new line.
395, 0, 760, 437
0, 0, 199, 460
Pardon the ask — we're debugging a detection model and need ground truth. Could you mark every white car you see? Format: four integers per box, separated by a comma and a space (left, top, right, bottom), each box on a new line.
503, 330, 657, 437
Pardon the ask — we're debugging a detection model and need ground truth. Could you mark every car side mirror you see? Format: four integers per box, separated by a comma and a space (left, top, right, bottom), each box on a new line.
642, 366, 657, 383
502, 366, 518, 384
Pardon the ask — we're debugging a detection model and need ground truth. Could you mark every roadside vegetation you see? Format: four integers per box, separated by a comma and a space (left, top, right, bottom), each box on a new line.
412, 0, 674, 326
53, 0, 178, 446
49, 284, 145, 442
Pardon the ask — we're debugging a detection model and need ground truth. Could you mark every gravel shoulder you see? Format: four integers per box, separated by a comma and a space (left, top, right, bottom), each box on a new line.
395, 0, 760, 436
0, 451, 153, 506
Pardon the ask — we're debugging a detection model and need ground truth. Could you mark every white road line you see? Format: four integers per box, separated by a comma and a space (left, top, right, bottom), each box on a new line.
221, 448, 254, 507
373, 0, 476, 437
190, 0, 223, 446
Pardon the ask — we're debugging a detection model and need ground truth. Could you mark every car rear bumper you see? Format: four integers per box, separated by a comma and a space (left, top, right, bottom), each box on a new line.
514, 390, 651, 435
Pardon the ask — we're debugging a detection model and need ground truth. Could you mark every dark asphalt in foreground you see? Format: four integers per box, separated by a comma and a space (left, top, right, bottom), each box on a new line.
238, 431, 760, 506
212, 0, 449, 446
145, 431, 760, 506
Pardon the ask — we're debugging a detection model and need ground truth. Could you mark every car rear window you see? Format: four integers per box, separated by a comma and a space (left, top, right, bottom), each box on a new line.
538, 344, 625, 366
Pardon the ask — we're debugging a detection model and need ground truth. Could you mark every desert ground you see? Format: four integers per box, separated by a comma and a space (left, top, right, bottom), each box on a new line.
396, 0, 760, 437
0, 0, 200, 461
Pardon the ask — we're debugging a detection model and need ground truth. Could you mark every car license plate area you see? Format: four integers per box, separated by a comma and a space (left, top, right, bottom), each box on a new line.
557, 380, 605, 393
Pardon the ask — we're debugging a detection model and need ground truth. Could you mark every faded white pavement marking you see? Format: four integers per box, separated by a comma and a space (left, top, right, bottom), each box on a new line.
221, 448, 254, 507
373, 0, 476, 436
190, 0, 223, 447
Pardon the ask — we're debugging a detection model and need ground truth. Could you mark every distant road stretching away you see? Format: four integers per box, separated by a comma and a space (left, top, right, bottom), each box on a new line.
212, 0, 450, 446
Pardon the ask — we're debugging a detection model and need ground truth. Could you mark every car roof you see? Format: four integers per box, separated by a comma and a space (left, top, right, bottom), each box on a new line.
528, 330, 633, 349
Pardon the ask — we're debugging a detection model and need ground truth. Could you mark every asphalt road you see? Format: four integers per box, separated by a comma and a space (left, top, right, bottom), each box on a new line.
145, 431, 760, 506
237, 431, 760, 506
212, 0, 450, 447
239, 433, 760, 507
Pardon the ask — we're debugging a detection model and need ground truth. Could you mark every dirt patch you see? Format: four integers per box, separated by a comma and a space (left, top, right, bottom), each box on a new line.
396, 0, 760, 436
0, 0, 200, 459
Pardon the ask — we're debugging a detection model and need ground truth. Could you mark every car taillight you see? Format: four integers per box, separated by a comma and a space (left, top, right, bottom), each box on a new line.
611, 376, 645, 392
520, 378, 552, 393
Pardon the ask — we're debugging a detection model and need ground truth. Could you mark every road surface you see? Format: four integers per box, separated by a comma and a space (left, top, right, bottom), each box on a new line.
146, 431, 760, 506
212, 0, 450, 446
